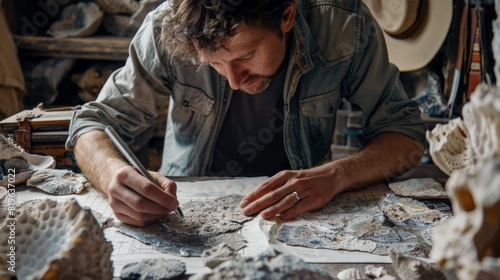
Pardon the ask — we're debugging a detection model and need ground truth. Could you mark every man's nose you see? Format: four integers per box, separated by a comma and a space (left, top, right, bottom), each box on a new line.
225, 63, 248, 90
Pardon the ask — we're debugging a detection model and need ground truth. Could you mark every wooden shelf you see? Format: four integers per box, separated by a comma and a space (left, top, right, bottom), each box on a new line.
13, 35, 132, 61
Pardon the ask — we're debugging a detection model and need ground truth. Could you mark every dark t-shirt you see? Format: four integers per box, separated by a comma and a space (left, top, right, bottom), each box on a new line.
209, 65, 291, 177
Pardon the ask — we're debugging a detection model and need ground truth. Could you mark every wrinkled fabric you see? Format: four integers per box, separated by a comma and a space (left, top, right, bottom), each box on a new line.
67, 0, 426, 176
0, 8, 25, 118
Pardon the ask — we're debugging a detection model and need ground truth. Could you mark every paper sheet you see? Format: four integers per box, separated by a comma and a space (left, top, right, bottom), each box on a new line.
2, 177, 393, 277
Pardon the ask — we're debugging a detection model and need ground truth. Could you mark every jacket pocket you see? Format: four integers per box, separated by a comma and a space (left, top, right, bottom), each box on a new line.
299, 87, 340, 148
171, 82, 214, 139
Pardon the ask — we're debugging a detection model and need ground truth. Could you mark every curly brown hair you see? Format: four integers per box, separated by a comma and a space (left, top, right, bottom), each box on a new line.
156, 0, 294, 64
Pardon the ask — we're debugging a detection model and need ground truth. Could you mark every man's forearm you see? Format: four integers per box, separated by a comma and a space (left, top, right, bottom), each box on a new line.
327, 132, 424, 193
74, 130, 129, 195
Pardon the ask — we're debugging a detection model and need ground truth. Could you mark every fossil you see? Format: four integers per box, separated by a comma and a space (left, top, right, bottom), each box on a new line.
0, 135, 55, 186
120, 258, 186, 280
47, 2, 104, 38
26, 169, 90, 195
191, 247, 333, 280
0, 199, 113, 279
115, 194, 253, 257
388, 178, 447, 199
274, 194, 444, 257
364, 265, 396, 280
389, 249, 446, 280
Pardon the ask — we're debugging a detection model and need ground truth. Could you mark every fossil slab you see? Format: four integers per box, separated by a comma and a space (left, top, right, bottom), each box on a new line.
120, 258, 186, 280
191, 247, 333, 280
0, 135, 56, 186
26, 169, 90, 195
0, 199, 113, 279
388, 178, 447, 199
47, 2, 104, 38
431, 157, 500, 280
274, 193, 448, 257
201, 243, 240, 269
115, 195, 253, 257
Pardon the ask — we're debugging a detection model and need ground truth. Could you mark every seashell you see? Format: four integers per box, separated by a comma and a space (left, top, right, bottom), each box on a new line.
337, 268, 364, 280
120, 258, 186, 280
96, 0, 139, 14
26, 169, 89, 195
0, 135, 56, 187
389, 249, 446, 280
427, 84, 500, 175
0, 199, 113, 279
364, 265, 396, 280
47, 2, 104, 38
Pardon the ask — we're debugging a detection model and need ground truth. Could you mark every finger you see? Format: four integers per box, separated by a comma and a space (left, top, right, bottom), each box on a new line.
151, 172, 178, 195
114, 211, 159, 227
240, 171, 291, 208
259, 192, 299, 219
242, 182, 296, 216
280, 194, 325, 220
109, 185, 174, 215
117, 166, 179, 210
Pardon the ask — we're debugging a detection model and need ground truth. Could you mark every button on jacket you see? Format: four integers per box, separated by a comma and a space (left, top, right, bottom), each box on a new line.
67, 0, 426, 176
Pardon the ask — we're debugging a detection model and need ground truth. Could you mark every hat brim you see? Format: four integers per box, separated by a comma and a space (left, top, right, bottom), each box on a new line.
373, 0, 453, 72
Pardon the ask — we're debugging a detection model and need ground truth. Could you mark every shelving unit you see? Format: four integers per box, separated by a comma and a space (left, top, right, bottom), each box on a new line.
13, 35, 131, 61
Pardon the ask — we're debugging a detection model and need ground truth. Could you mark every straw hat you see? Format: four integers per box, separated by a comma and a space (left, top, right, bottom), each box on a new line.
362, 0, 453, 72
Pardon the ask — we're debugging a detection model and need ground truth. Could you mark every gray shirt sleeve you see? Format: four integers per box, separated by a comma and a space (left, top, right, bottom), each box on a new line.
345, 5, 426, 146
66, 10, 173, 150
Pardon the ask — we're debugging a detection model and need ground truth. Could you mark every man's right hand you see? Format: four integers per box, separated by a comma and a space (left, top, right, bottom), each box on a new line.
108, 165, 180, 226
73, 130, 179, 227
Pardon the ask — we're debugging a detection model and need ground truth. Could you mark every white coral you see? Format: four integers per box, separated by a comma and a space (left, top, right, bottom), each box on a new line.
0, 199, 113, 279
427, 84, 500, 175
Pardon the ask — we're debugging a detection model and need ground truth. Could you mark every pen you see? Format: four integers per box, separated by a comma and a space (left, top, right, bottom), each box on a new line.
104, 126, 184, 218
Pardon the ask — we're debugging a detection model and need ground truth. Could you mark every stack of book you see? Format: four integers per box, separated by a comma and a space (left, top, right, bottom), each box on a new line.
0, 104, 79, 171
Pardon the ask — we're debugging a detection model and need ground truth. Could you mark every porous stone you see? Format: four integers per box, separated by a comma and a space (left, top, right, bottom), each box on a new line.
0, 199, 113, 279
26, 169, 90, 195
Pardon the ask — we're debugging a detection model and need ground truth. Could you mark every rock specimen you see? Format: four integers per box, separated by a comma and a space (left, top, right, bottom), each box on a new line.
47, 2, 104, 38
27, 169, 90, 195
388, 178, 447, 198
0, 199, 113, 279
120, 258, 186, 280
431, 158, 500, 280
0, 135, 55, 186
115, 194, 252, 257
192, 247, 333, 280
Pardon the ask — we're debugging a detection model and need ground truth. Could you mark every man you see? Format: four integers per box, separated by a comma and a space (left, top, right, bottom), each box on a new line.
67, 0, 425, 226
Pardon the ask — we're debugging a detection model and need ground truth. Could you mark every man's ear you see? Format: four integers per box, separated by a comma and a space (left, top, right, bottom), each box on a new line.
281, 1, 296, 33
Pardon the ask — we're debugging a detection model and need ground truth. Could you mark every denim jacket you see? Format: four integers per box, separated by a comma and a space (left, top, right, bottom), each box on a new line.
67, 0, 426, 176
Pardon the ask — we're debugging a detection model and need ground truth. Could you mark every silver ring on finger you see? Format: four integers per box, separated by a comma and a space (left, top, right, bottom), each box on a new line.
292, 191, 300, 203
